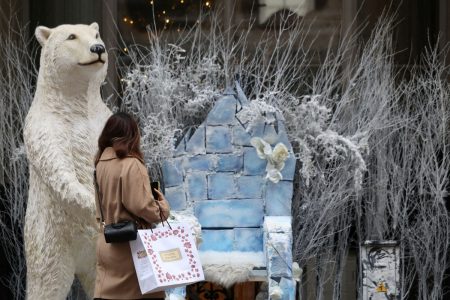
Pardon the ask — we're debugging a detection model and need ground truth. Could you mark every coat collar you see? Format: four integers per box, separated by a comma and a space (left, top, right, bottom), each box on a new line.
99, 147, 145, 164
99, 147, 117, 161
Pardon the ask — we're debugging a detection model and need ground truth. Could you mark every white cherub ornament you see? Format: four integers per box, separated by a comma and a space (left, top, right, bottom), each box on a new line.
250, 137, 290, 183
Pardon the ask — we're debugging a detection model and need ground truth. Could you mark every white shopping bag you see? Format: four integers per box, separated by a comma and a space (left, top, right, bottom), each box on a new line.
130, 223, 204, 294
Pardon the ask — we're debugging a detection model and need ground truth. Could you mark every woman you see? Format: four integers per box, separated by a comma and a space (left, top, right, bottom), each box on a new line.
94, 112, 170, 300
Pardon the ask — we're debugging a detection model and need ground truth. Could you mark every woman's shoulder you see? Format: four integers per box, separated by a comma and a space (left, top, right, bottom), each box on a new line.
120, 156, 147, 175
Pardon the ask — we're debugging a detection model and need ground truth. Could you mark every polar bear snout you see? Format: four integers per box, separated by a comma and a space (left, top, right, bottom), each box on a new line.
90, 44, 105, 55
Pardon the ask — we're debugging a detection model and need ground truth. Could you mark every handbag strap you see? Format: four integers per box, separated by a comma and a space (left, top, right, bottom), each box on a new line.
95, 169, 171, 229
93, 170, 106, 227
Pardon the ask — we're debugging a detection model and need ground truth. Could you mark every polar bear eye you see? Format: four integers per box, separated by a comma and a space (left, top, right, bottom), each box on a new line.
67, 34, 76, 40
95, 33, 99, 39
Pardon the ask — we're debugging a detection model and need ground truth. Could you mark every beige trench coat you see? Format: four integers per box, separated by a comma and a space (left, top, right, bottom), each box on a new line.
94, 147, 170, 299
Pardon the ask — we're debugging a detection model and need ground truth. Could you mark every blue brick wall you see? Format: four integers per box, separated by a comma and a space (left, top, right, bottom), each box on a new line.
206, 96, 237, 125
162, 89, 295, 250
194, 199, 264, 227
217, 154, 243, 172
265, 181, 293, 215
243, 147, 267, 175
206, 126, 233, 153
200, 229, 234, 251
164, 185, 187, 210
236, 176, 264, 198
234, 228, 263, 252
207, 173, 235, 199
186, 172, 207, 201
185, 125, 205, 154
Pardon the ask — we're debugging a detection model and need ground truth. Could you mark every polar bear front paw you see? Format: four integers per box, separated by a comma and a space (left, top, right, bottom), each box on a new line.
66, 182, 96, 216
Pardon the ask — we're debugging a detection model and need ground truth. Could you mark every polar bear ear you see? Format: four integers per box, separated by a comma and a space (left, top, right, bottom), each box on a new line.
89, 22, 99, 31
35, 26, 52, 47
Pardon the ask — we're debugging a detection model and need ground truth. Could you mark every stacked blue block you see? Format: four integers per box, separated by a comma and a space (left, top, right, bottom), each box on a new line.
232, 125, 252, 146
207, 173, 235, 199
216, 154, 243, 172
265, 181, 293, 215
187, 172, 207, 201
186, 155, 213, 171
236, 176, 264, 198
206, 96, 237, 125
164, 185, 187, 210
234, 228, 263, 252
194, 199, 264, 227
162, 160, 183, 187
206, 126, 233, 153
186, 125, 205, 154
243, 147, 267, 175
200, 229, 234, 251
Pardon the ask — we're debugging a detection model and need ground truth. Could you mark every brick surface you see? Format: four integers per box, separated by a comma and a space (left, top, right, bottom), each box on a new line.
164, 185, 187, 210
206, 96, 237, 125
186, 125, 206, 154
217, 154, 243, 172
236, 176, 264, 198
162, 160, 184, 187
186, 172, 207, 201
199, 229, 234, 251
207, 173, 235, 199
234, 228, 263, 252
195, 199, 264, 227
265, 181, 293, 216
206, 126, 233, 153
243, 147, 267, 175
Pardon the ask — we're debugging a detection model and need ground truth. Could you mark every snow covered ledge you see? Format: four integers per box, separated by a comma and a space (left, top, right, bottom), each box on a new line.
199, 251, 265, 288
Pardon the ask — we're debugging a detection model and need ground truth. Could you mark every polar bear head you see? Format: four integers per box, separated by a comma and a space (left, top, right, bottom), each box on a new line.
35, 22, 107, 84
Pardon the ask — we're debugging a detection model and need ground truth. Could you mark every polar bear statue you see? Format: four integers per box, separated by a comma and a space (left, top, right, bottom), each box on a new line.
23, 23, 112, 299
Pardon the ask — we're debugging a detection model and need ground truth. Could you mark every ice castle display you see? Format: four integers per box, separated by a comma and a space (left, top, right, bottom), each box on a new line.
163, 83, 297, 299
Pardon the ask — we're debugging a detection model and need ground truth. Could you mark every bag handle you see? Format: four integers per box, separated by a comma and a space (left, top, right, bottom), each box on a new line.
154, 198, 172, 229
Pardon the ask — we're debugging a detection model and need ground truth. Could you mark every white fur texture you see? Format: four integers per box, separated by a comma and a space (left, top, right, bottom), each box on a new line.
199, 251, 265, 287
23, 23, 112, 300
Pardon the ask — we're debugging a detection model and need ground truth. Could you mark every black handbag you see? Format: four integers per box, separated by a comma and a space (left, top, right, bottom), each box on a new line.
94, 170, 137, 243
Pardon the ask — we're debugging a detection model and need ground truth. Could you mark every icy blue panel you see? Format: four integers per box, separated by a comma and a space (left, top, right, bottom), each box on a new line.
279, 278, 296, 300
265, 181, 293, 216
263, 124, 279, 145
207, 173, 235, 199
199, 229, 234, 251
164, 186, 187, 210
217, 154, 243, 172
195, 199, 264, 227
280, 155, 296, 181
234, 228, 263, 252
186, 155, 214, 171
248, 120, 265, 138
276, 117, 292, 149
232, 125, 252, 146
243, 147, 267, 175
266, 232, 292, 278
186, 125, 205, 155
207, 96, 237, 125
187, 172, 207, 201
174, 129, 190, 157
206, 126, 233, 153
235, 81, 249, 105
162, 160, 184, 187
236, 176, 264, 198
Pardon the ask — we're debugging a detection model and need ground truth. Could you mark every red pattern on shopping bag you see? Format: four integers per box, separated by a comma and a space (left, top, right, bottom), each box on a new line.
142, 225, 202, 284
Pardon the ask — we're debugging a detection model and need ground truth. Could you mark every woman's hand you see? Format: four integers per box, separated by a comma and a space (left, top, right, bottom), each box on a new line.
152, 188, 165, 201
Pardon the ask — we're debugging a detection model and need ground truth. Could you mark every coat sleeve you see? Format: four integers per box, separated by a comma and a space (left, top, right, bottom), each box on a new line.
120, 159, 167, 224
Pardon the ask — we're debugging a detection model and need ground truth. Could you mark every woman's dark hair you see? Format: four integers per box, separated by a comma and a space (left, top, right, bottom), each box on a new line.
95, 112, 144, 165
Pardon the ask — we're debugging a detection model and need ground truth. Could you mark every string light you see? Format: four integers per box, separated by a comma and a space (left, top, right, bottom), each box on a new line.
205, 1, 210, 7
123, 17, 128, 22
130, 20, 134, 24
123, 47, 128, 52
165, 18, 170, 24
150, 0, 153, 4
